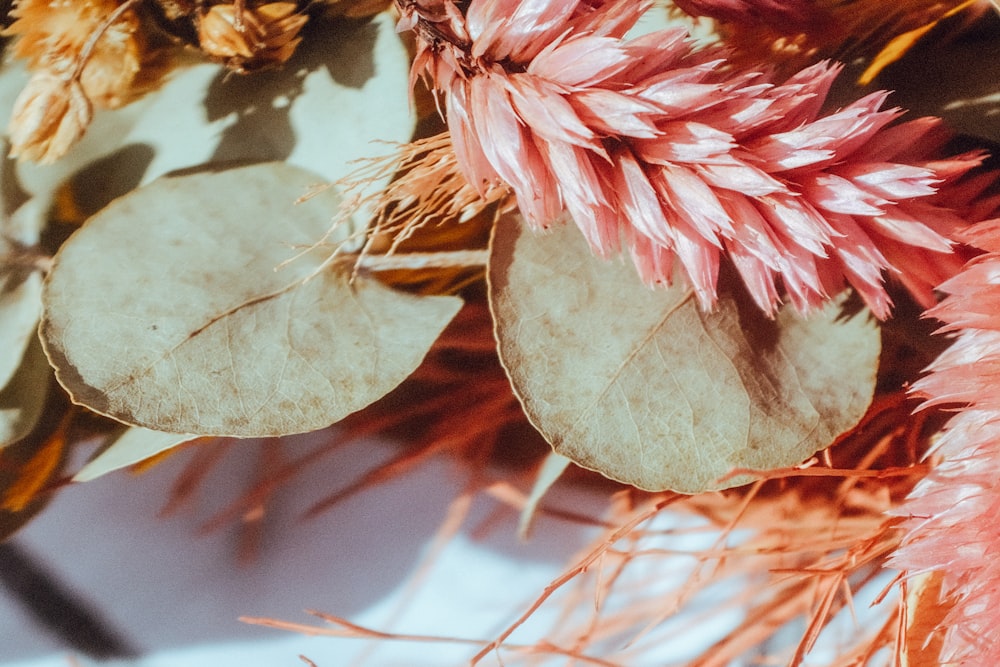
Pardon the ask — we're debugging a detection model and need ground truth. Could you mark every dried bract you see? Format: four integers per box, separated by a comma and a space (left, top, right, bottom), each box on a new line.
4, 0, 170, 162
8, 73, 93, 164
198, 2, 308, 72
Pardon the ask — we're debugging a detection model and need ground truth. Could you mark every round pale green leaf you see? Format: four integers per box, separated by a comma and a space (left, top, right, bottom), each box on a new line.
0, 267, 42, 390
0, 147, 44, 389
0, 333, 51, 449
489, 219, 880, 493
41, 162, 462, 437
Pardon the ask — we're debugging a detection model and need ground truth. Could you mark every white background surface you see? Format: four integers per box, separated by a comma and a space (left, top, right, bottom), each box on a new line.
0, 433, 897, 666
0, 435, 724, 667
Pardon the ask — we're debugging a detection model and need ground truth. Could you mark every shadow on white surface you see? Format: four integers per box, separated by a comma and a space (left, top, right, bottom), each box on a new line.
0, 434, 607, 666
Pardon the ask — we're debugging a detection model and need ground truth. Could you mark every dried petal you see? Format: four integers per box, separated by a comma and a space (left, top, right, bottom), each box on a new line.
8, 73, 93, 164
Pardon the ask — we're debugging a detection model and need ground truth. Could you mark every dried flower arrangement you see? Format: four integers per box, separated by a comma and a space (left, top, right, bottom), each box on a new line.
1, 0, 999, 664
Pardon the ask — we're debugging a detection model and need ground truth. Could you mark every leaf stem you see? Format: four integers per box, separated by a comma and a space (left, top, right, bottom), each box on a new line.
354, 249, 489, 271
72, 0, 141, 82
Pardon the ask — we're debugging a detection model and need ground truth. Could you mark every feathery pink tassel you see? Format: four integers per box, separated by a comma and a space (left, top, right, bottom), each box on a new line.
890, 210, 1000, 664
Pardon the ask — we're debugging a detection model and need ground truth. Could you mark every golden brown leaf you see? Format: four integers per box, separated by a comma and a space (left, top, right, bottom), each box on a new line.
859, 0, 980, 85
1, 417, 65, 513
0, 381, 64, 541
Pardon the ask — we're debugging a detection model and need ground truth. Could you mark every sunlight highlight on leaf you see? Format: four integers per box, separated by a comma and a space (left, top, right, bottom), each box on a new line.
901, 572, 948, 667
73, 427, 199, 482
518, 451, 572, 540
858, 0, 979, 85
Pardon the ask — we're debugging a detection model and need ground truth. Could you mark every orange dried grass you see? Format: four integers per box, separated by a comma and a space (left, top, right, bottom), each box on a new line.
227, 375, 940, 664
679, 0, 992, 82
148, 284, 947, 664
331, 132, 511, 294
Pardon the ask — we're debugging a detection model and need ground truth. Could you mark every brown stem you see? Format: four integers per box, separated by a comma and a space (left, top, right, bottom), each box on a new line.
71, 0, 141, 82
233, 0, 246, 31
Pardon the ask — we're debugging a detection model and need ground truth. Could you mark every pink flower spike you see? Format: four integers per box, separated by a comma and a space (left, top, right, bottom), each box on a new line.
891, 191, 1000, 664
398, 0, 995, 317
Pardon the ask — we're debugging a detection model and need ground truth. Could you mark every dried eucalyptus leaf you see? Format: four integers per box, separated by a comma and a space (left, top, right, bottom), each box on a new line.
73, 427, 198, 483
0, 334, 51, 449
0, 269, 43, 389
41, 162, 462, 437
489, 219, 880, 493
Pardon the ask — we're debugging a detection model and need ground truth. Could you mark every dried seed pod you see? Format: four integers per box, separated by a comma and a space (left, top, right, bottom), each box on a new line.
4, 0, 154, 109
8, 73, 93, 164
197, 2, 308, 72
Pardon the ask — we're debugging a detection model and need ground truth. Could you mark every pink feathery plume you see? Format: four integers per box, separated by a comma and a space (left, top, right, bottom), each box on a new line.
398, 0, 986, 317
889, 212, 1000, 664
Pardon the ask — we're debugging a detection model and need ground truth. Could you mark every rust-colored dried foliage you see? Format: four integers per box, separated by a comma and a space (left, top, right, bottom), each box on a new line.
169, 287, 946, 663
241, 387, 939, 665
688, 0, 989, 81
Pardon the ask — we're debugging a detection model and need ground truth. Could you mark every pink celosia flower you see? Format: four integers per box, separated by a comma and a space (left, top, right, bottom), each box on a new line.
889, 220, 1000, 664
398, 0, 985, 317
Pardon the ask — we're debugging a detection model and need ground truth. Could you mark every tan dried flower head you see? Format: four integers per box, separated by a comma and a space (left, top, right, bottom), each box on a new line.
8, 72, 93, 164
5, 0, 148, 109
198, 2, 308, 72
